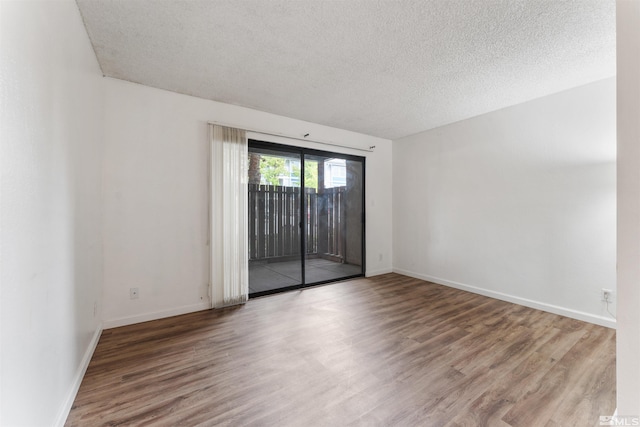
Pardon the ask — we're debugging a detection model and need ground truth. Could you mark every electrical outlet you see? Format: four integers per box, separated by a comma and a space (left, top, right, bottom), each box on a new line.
601, 289, 613, 302
130, 287, 139, 299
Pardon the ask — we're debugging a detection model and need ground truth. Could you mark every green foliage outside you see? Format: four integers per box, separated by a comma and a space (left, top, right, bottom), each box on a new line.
259, 156, 288, 186
299, 161, 318, 190
258, 155, 318, 190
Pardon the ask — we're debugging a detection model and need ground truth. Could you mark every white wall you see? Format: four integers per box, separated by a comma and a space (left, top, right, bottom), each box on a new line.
102, 78, 392, 328
393, 78, 616, 327
0, 1, 105, 426
616, 0, 640, 416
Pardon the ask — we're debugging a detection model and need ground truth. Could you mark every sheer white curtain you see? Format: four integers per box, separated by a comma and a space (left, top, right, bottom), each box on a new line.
210, 124, 248, 308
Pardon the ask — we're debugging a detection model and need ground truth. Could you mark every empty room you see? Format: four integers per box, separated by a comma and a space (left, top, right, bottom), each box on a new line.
2, 0, 640, 426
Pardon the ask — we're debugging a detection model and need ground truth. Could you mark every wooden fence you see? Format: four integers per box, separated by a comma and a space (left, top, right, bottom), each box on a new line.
248, 184, 346, 261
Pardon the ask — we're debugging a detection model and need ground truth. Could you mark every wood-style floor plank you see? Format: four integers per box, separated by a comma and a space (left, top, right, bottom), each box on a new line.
66, 273, 615, 426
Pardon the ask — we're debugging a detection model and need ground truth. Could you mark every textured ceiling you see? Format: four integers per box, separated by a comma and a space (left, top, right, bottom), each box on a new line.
76, 0, 615, 140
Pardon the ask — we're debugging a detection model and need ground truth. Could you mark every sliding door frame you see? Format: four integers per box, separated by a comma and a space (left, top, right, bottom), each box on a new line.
248, 139, 366, 297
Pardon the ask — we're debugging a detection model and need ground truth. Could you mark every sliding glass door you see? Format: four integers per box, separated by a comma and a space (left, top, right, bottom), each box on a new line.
247, 140, 365, 297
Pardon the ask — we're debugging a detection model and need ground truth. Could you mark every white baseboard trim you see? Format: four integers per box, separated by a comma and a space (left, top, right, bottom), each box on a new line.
55, 323, 103, 427
365, 268, 394, 277
393, 268, 616, 329
103, 302, 211, 329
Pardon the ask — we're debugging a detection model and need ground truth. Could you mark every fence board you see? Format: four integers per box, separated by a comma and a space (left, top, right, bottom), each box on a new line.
268, 185, 275, 257
293, 190, 300, 255
248, 184, 346, 261
248, 184, 257, 259
257, 186, 266, 259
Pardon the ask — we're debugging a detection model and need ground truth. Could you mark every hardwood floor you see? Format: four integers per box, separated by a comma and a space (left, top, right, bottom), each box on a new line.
66, 273, 616, 426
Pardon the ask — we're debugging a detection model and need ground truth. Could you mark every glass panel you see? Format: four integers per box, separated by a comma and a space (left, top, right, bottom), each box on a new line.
304, 155, 364, 284
247, 147, 302, 295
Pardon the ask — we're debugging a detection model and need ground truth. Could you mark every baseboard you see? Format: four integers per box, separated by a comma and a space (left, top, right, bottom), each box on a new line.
365, 267, 394, 277
393, 268, 616, 329
103, 302, 211, 329
54, 323, 103, 427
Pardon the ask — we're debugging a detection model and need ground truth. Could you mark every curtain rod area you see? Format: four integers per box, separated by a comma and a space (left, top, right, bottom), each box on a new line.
208, 121, 376, 153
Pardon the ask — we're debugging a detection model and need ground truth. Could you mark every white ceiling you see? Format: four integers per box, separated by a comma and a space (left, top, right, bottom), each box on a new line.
76, 0, 616, 140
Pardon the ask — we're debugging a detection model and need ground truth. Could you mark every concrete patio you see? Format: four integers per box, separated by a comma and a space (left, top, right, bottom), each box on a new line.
249, 258, 362, 294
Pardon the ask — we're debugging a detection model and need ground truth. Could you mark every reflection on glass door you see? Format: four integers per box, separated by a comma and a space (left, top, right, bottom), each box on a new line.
304, 155, 363, 285
248, 140, 365, 297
